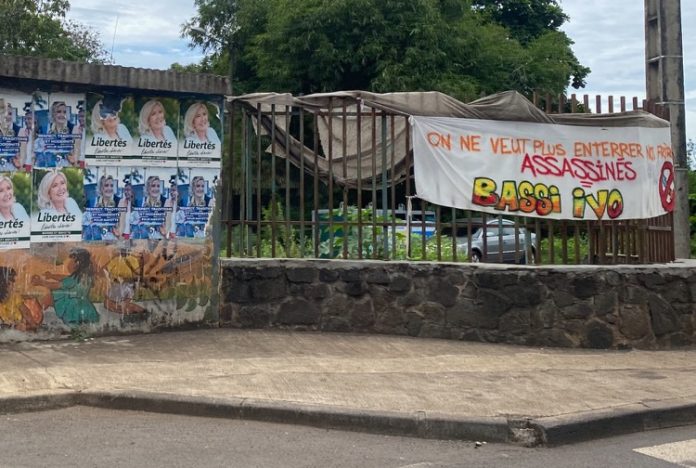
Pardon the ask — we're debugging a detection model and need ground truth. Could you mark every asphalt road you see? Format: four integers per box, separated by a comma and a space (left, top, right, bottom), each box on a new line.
1, 407, 694, 467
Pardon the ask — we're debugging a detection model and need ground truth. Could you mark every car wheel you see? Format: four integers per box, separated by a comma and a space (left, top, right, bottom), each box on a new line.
470, 250, 482, 263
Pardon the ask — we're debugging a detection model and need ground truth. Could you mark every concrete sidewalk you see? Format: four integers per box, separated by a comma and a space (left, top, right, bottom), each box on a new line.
2, 329, 696, 446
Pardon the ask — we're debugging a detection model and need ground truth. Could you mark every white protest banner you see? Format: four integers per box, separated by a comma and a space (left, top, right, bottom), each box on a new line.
411, 117, 674, 221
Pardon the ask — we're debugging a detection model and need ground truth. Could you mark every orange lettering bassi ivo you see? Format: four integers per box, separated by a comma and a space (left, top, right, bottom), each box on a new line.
472, 177, 561, 216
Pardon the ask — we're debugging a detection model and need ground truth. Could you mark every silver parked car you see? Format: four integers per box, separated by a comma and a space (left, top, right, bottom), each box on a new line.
457, 218, 536, 264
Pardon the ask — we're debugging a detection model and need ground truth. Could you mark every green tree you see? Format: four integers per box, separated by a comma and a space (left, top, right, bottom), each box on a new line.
0, 0, 108, 63
180, 0, 589, 99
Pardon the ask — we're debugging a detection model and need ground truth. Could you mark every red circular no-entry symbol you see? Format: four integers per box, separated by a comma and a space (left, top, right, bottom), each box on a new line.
658, 161, 675, 212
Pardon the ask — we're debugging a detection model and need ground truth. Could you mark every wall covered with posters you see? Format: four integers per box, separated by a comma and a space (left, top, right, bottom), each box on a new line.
0, 87, 221, 337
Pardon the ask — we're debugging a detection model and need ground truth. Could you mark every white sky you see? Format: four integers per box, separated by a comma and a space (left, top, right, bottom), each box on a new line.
67, 0, 695, 142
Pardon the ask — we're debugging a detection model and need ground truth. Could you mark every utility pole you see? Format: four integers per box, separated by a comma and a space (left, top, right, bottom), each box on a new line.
645, 0, 689, 258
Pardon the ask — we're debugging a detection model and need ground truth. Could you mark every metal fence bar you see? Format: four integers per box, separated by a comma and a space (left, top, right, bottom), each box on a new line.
299, 107, 306, 257
327, 98, 335, 260
270, 104, 277, 257
381, 112, 389, 258
230, 104, 239, 256
356, 101, 363, 259
370, 108, 378, 259
342, 102, 349, 260
312, 110, 320, 258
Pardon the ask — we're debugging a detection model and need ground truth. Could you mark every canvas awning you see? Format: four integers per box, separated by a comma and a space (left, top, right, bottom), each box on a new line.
231, 90, 669, 188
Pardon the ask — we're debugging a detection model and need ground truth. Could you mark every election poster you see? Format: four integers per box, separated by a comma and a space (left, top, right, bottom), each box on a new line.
84, 92, 136, 165
133, 96, 179, 165
31, 167, 84, 242
0, 88, 34, 172
178, 99, 222, 167
83, 166, 133, 242
33, 93, 84, 169
0, 171, 31, 249
411, 117, 674, 221
174, 168, 217, 240
130, 167, 178, 240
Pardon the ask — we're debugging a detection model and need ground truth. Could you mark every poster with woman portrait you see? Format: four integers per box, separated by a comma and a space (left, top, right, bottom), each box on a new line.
33, 93, 85, 169
84, 92, 136, 165
133, 96, 179, 165
0, 171, 31, 249
130, 167, 178, 240
0, 89, 34, 173
178, 100, 222, 168
174, 168, 217, 240
83, 166, 132, 242
31, 167, 83, 243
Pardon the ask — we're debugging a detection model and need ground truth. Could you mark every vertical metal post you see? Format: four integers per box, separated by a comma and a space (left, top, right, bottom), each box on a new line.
645, 0, 688, 258
381, 112, 389, 258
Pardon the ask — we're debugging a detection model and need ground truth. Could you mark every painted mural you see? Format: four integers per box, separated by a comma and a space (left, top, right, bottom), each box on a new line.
0, 88, 221, 339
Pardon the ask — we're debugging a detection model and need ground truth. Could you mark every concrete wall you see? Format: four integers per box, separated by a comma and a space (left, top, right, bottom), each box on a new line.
220, 259, 696, 349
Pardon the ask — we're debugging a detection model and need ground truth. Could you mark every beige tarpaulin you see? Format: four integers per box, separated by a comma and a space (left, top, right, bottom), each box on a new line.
231, 90, 669, 189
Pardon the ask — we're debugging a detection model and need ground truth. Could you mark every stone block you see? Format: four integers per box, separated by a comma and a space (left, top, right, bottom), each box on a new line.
341, 281, 366, 297
618, 305, 650, 340
447, 300, 499, 329
506, 284, 542, 307
340, 268, 363, 282
531, 303, 556, 329
304, 283, 331, 300
419, 322, 450, 339
376, 305, 406, 330
224, 278, 252, 303
551, 290, 576, 308
365, 269, 391, 285
476, 289, 512, 315
319, 269, 340, 283
639, 272, 667, 289
620, 285, 649, 304
396, 291, 423, 307
238, 306, 272, 328
320, 316, 352, 332
572, 276, 599, 299
406, 312, 423, 337
369, 286, 395, 312
594, 292, 618, 316
427, 280, 459, 307
323, 294, 352, 317
276, 299, 320, 325
560, 302, 593, 320
475, 271, 519, 289
648, 295, 680, 336
351, 300, 376, 329
286, 267, 317, 283
583, 321, 614, 349
389, 275, 412, 294
414, 302, 445, 323
499, 309, 531, 334
534, 329, 576, 348
662, 280, 689, 304
251, 278, 287, 301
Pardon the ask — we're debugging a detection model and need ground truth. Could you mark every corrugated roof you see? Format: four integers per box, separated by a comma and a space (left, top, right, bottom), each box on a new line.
0, 54, 228, 96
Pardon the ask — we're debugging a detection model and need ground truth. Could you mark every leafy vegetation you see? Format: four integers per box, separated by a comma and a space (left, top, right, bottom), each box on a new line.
0, 0, 108, 63
180, 0, 589, 99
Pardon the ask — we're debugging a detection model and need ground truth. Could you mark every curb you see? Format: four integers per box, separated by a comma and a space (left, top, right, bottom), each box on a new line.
2, 391, 696, 447
527, 399, 696, 446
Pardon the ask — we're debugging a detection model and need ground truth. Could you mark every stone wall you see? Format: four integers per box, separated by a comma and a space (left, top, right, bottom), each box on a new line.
220, 259, 696, 349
